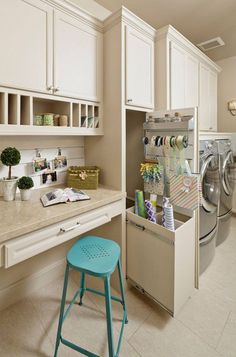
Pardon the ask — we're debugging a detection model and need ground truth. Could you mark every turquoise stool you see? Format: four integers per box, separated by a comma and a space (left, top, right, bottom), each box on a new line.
54, 235, 128, 357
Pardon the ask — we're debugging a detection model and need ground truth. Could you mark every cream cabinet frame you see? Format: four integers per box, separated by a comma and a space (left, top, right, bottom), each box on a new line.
126, 207, 195, 316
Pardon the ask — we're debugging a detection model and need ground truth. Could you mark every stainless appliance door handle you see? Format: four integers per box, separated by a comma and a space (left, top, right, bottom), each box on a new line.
200, 155, 217, 213
222, 150, 234, 196
60, 222, 81, 233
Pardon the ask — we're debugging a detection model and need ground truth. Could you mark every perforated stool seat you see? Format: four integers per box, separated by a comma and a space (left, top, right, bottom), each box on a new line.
54, 236, 128, 357
67, 236, 120, 277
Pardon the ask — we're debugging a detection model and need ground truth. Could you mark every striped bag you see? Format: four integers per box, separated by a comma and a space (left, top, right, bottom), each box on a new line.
169, 174, 201, 211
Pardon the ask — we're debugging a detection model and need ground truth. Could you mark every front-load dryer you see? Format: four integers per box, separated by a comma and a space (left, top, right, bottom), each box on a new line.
199, 140, 220, 274
216, 139, 234, 246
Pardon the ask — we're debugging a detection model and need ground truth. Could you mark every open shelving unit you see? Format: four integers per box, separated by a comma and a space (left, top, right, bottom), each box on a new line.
0, 87, 103, 136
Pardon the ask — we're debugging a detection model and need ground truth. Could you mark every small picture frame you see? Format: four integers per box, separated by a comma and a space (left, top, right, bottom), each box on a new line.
42, 171, 57, 184
54, 155, 67, 169
33, 158, 47, 173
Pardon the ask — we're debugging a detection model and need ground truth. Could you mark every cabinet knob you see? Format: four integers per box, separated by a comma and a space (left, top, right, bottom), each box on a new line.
54, 87, 59, 93
127, 99, 133, 103
47, 85, 53, 91
209, 127, 213, 130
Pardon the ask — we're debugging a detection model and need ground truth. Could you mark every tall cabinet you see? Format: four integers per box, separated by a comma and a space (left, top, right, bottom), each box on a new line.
85, 7, 156, 281
156, 25, 221, 131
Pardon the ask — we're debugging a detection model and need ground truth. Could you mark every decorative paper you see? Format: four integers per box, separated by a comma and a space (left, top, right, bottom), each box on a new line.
135, 190, 146, 218
145, 200, 156, 223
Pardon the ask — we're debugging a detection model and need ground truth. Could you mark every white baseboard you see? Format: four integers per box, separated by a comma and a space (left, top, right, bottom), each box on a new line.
0, 258, 66, 312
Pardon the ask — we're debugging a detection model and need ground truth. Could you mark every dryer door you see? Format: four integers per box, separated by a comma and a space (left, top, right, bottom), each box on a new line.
201, 155, 219, 213
222, 151, 234, 196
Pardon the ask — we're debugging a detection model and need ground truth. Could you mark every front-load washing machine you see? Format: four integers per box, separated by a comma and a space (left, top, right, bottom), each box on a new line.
216, 139, 234, 246
199, 140, 220, 274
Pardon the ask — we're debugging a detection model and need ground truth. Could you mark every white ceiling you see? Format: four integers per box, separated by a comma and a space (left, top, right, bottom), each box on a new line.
90, 0, 236, 61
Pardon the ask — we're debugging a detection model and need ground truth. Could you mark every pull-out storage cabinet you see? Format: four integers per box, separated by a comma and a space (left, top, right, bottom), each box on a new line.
126, 207, 195, 316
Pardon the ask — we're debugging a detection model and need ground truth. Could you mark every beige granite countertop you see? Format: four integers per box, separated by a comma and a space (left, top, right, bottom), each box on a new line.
0, 186, 124, 243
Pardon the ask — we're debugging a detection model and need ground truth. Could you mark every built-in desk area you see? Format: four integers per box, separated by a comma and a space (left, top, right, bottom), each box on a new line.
0, 186, 124, 268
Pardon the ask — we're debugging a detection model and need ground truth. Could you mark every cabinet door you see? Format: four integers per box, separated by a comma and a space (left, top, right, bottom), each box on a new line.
0, 0, 53, 93
170, 42, 186, 109
199, 63, 217, 131
125, 26, 154, 109
208, 70, 217, 131
54, 11, 103, 102
199, 64, 210, 130
185, 54, 199, 108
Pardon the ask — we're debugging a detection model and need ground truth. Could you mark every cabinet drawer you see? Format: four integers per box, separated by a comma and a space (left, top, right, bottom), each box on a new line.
4, 200, 122, 268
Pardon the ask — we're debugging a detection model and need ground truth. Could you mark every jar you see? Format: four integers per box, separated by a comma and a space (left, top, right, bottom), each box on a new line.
59, 115, 68, 127
54, 114, 60, 126
34, 114, 43, 126
43, 113, 54, 126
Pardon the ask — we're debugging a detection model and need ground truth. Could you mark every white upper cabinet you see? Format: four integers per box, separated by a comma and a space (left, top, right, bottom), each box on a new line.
125, 26, 154, 109
0, 0, 53, 93
199, 63, 218, 131
185, 54, 199, 108
54, 11, 103, 102
170, 42, 199, 109
170, 42, 186, 109
156, 26, 220, 131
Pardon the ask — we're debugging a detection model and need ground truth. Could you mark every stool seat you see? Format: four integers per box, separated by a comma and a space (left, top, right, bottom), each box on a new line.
67, 236, 120, 277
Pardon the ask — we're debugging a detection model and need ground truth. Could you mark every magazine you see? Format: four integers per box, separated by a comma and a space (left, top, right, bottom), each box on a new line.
41, 188, 90, 207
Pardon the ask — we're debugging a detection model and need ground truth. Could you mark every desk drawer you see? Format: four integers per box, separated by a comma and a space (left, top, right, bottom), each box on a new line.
4, 200, 123, 268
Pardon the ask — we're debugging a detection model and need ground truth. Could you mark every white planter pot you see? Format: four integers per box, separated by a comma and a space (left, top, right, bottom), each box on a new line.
20, 189, 32, 201
2, 177, 18, 201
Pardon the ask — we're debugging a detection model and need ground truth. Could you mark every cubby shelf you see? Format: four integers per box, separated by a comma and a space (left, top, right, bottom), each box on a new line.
0, 87, 103, 136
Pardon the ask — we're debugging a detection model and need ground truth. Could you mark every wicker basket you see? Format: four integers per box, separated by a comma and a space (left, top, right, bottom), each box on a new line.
67, 166, 99, 190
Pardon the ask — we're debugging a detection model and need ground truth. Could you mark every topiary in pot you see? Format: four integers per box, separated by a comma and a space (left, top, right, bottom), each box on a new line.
0, 147, 21, 201
17, 176, 34, 201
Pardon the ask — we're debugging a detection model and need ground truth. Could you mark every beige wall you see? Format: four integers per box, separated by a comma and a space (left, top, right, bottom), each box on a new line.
217, 56, 236, 132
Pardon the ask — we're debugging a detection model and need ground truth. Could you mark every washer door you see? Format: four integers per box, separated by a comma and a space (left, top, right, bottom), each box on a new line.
222, 151, 234, 196
201, 155, 219, 213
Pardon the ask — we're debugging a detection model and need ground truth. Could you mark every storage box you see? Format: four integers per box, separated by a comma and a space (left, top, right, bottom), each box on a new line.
126, 206, 195, 316
67, 166, 99, 190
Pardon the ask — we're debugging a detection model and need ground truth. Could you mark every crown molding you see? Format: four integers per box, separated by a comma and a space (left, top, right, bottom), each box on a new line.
103, 6, 156, 40
156, 25, 221, 72
43, 0, 104, 32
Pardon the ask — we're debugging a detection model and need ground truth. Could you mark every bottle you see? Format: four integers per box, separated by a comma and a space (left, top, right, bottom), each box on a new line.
164, 114, 171, 122
172, 112, 182, 122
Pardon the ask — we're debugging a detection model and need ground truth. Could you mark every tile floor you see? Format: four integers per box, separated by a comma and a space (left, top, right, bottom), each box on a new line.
0, 217, 236, 357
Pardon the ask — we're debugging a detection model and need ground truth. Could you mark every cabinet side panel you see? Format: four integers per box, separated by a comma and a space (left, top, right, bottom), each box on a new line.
85, 23, 123, 190
155, 38, 169, 110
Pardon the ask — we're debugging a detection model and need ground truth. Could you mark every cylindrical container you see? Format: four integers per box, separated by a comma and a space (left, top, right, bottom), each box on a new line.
20, 189, 32, 201
2, 177, 18, 201
54, 114, 60, 126
59, 115, 68, 127
162, 197, 175, 231
150, 193, 157, 212
145, 200, 156, 223
43, 113, 54, 126
34, 115, 43, 126
135, 190, 146, 218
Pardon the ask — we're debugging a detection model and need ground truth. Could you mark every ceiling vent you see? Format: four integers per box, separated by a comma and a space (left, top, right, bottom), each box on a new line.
197, 37, 225, 51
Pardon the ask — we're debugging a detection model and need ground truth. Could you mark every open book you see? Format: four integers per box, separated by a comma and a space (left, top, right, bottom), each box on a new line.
41, 188, 90, 207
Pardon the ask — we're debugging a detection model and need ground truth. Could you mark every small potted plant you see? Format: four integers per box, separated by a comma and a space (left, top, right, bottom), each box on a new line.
17, 176, 34, 201
0, 147, 21, 201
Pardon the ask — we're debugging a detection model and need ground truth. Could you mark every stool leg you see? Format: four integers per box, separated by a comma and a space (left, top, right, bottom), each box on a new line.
79, 272, 85, 306
104, 276, 115, 357
117, 258, 128, 324
54, 264, 70, 357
